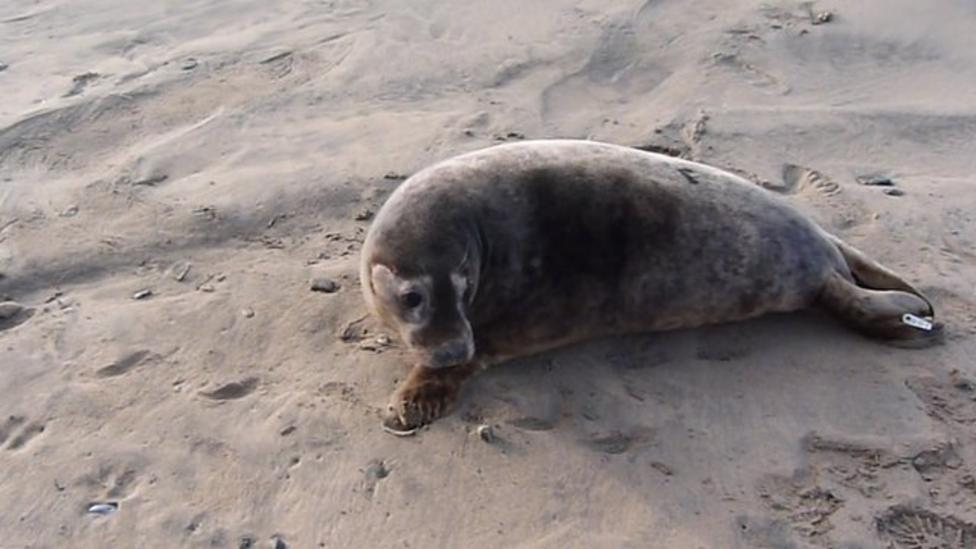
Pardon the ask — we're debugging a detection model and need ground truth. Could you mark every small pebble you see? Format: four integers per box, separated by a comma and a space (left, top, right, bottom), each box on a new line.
310, 277, 340, 293
0, 301, 25, 319
198, 283, 215, 292
131, 173, 168, 186
883, 188, 905, 197
87, 502, 118, 515
354, 208, 373, 221
365, 460, 390, 480
181, 58, 198, 70
242, 308, 255, 318
132, 289, 153, 300
477, 424, 496, 443
61, 205, 79, 217
812, 10, 833, 24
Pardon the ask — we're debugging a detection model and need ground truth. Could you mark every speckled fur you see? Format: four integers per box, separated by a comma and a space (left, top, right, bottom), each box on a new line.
361, 140, 939, 430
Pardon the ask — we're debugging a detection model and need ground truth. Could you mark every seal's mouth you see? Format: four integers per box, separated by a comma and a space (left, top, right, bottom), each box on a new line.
415, 338, 475, 369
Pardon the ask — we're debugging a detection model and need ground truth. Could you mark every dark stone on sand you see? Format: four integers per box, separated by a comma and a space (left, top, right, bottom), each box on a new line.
310, 277, 340, 293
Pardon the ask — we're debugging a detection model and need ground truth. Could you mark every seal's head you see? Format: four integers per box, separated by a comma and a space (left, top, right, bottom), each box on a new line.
362, 221, 480, 369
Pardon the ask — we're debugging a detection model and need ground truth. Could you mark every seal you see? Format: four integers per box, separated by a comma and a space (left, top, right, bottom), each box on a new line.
360, 139, 941, 433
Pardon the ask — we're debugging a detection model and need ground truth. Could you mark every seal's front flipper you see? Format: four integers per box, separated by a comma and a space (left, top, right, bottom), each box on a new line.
818, 272, 943, 347
383, 363, 480, 435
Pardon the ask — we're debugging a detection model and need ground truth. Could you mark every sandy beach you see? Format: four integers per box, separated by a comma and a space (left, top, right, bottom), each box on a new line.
2, 0, 976, 547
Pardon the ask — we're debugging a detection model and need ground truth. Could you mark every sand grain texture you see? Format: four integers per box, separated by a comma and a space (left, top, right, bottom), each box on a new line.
2, 0, 976, 547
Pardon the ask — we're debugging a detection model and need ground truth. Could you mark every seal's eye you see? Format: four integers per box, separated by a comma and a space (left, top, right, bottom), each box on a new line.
401, 291, 423, 309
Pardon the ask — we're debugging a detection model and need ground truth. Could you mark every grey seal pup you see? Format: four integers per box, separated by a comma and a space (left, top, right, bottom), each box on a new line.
360, 140, 940, 433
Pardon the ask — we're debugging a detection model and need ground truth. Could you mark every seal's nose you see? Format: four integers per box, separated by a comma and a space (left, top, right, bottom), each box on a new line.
430, 339, 473, 367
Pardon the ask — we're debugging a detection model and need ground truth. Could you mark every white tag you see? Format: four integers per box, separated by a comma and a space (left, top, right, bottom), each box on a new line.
902, 313, 933, 331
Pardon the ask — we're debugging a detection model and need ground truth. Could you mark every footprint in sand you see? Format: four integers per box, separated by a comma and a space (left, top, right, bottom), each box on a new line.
755, 471, 843, 542
711, 53, 791, 96
906, 372, 976, 426
759, 431, 976, 546
802, 433, 899, 498
762, 164, 841, 196
0, 415, 46, 451
911, 443, 963, 482
877, 506, 976, 549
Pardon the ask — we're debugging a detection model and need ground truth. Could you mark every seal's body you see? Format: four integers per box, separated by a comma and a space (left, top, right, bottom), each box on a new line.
361, 140, 939, 432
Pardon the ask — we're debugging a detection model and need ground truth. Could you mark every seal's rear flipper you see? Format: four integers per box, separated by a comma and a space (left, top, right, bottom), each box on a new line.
824, 232, 934, 316
818, 271, 943, 347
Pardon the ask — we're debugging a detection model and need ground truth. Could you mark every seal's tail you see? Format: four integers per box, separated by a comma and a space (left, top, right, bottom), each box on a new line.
823, 232, 934, 316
